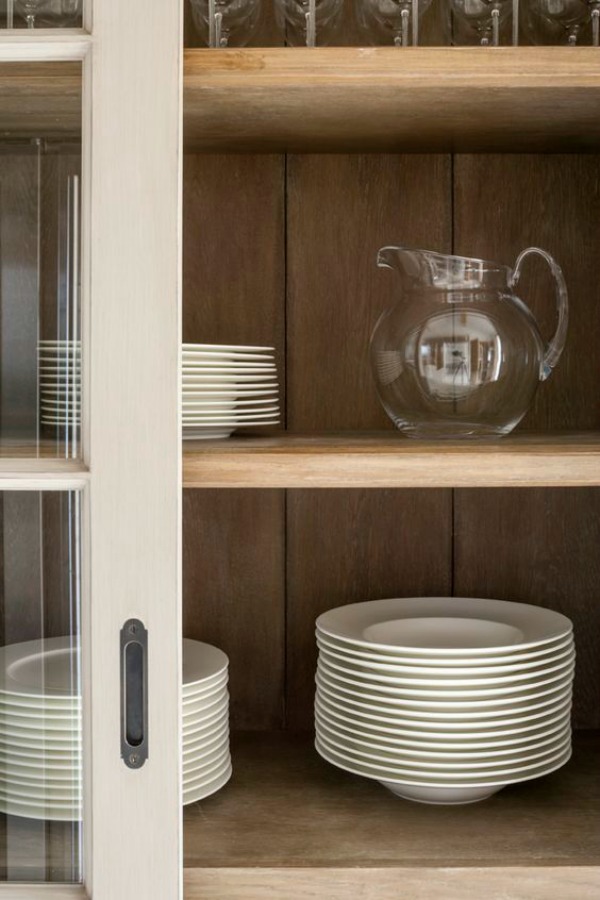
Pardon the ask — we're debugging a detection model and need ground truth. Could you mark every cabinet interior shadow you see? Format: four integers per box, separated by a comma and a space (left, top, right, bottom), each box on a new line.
183, 151, 600, 434
183, 487, 599, 732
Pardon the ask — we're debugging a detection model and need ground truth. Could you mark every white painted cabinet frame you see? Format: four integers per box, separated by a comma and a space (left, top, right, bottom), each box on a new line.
0, 0, 183, 896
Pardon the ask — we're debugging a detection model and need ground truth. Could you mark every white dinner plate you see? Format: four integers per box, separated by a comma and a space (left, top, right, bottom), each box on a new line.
183, 398, 280, 408
0, 754, 81, 775
317, 660, 574, 710
316, 634, 575, 675
314, 694, 571, 746
316, 739, 572, 805
182, 416, 280, 425
315, 677, 573, 721
182, 750, 231, 789
0, 637, 80, 699
182, 710, 229, 744
316, 731, 571, 780
317, 598, 572, 656
182, 429, 234, 440
315, 716, 571, 769
183, 744, 231, 780
182, 343, 274, 352
317, 655, 575, 697
0, 796, 81, 821
182, 361, 276, 370
183, 404, 280, 414
183, 674, 228, 703
0, 703, 79, 722
182, 376, 278, 385
181, 724, 229, 758
182, 388, 278, 398
182, 639, 228, 686
183, 763, 232, 805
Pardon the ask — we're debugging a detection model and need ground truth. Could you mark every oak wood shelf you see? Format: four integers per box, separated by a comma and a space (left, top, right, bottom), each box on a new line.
182, 431, 600, 488
0, 62, 81, 140
183, 47, 600, 152
184, 730, 600, 899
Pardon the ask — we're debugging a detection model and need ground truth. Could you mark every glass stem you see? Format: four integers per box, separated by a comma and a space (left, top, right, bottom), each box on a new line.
6, 0, 13, 29
491, 8, 500, 45
412, 0, 419, 45
592, 8, 600, 46
306, 0, 316, 46
26, 12, 35, 28
401, 8, 410, 46
208, 0, 217, 46
512, 0, 519, 45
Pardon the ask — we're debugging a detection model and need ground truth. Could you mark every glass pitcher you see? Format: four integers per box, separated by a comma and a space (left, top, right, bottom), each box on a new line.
370, 246, 568, 438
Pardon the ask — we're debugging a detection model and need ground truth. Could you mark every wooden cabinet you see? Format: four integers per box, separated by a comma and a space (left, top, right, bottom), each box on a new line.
180, 30, 600, 900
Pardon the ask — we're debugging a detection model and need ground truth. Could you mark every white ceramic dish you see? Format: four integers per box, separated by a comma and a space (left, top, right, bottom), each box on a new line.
316, 666, 574, 709
314, 695, 571, 747
183, 398, 279, 408
317, 598, 572, 656
315, 716, 571, 769
182, 750, 232, 789
182, 412, 280, 423
182, 639, 228, 685
183, 763, 232, 805
182, 375, 278, 385
182, 710, 229, 744
317, 649, 575, 690
316, 634, 575, 675
182, 388, 278, 398
183, 744, 231, 780
181, 724, 229, 758
182, 429, 234, 440
0, 796, 81, 820
0, 637, 80, 699
182, 343, 274, 352
315, 677, 573, 722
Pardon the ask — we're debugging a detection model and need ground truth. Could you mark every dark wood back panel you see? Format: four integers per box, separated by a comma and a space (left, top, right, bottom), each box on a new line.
286, 488, 453, 730
182, 151, 600, 733
454, 154, 600, 432
287, 153, 451, 430
454, 488, 600, 730
183, 489, 286, 730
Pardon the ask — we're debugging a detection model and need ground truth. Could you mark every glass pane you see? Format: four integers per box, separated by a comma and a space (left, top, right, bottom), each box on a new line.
0, 490, 81, 883
0, 1, 83, 29
0, 62, 82, 458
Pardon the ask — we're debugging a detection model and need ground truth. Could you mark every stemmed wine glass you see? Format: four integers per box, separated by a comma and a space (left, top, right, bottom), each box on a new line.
521, 0, 598, 45
451, 0, 513, 44
14, 0, 81, 28
275, 0, 344, 47
190, 0, 261, 47
356, 0, 434, 46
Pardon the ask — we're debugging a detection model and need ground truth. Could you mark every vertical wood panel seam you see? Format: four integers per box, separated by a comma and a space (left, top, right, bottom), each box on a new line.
450, 151, 456, 597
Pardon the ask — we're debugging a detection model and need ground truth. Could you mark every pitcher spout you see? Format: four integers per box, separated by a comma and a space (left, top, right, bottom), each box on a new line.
377, 245, 510, 291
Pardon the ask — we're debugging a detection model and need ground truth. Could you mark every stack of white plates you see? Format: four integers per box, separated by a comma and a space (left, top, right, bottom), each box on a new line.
38, 341, 281, 440
0, 636, 231, 820
315, 597, 575, 805
38, 340, 81, 428
183, 343, 280, 440
182, 639, 232, 805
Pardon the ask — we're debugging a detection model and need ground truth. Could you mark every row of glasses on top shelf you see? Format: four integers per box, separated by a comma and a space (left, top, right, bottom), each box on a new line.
0, 0, 81, 27
190, 0, 600, 46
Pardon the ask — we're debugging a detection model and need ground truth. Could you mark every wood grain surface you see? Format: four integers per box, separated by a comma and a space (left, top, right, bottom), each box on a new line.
454, 488, 600, 729
454, 154, 600, 433
183, 432, 600, 488
285, 489, 452, 729
286, 154, 451, 431
184, 730, 600, 867
183, 48, 600, 152
183, 490, 285, 729
182, 153, 285, 429
185, 867, 600, 900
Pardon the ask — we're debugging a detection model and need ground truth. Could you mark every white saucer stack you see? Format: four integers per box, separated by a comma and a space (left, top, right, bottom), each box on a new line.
38, 340, 81, 428
0, 636, 231, 820
183, 343, 280, 440
315, 597, 574, 805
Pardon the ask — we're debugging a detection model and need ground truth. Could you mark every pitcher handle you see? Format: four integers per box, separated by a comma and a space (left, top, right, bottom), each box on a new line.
510, 247, 569, 382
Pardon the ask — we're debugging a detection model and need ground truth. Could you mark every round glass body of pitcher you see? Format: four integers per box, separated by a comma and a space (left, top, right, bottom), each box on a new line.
370, 247, 568, 439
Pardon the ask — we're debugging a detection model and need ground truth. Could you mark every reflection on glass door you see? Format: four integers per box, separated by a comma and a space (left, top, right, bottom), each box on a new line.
0, 1, 83, 29
0, 490, 81, 883
0, 61, 82, 459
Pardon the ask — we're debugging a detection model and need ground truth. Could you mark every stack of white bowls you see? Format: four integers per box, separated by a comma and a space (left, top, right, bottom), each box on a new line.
0, 636, 231, 820
315, 597, 574, 805
183, 343, 280, 440
38, 340, 81, 428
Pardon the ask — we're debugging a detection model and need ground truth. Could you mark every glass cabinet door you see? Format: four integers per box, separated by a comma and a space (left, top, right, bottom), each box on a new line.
0, 0, 183, 896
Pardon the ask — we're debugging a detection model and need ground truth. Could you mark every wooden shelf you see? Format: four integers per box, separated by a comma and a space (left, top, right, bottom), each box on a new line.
184, 730, 600, 899
182, 432, 600, 489
183, 47, 600, 152
0, 62, 81, 140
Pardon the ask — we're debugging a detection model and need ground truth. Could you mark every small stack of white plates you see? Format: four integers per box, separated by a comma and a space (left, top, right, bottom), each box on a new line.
315, 597, 575, 805
0, 636, 231, 820
182, 639, 231, 805
38, 340, 81, 428
183, 343, 280, 440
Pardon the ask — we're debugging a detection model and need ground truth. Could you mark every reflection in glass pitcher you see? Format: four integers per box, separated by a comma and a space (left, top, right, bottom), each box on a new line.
370, 246, 568, 438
